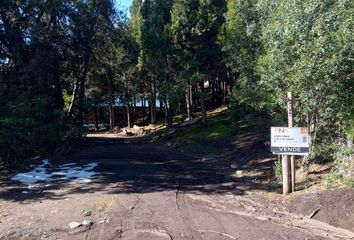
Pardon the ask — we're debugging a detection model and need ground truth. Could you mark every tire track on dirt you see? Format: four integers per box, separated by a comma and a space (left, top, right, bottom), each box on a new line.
122, 218, 137, 240
187, 194, 354, 240
176, 193, 203, 239
173, 159, 235, 240
120, 193, 174, 240
201, 208, 238, 240
175, 181, 204, 240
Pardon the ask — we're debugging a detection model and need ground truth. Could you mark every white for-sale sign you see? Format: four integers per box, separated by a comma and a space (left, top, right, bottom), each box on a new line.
271, 127, 309, 156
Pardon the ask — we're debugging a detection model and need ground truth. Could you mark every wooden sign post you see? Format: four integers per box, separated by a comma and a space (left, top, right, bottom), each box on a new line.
287, 92, 295, 193
287, 92, 296, 192
271, 126, 309, 194
270, 93, 310, 195
282, 155, 290, 194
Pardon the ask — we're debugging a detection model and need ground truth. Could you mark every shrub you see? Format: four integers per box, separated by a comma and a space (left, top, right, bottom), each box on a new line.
325, 141, 354, 188
273, 155, 283, 183
0, 99, 83, 168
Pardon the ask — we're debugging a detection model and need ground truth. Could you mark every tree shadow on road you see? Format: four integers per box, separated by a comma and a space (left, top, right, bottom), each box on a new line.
0, 135, 280, 203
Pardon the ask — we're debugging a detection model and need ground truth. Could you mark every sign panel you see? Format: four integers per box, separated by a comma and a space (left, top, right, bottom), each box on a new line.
271, 127, 309, 155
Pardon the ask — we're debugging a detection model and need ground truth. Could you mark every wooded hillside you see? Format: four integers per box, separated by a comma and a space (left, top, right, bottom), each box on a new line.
1, 0, 353, 185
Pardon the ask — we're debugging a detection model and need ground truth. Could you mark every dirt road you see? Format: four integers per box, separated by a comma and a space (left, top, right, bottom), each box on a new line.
0, 137, 353, 240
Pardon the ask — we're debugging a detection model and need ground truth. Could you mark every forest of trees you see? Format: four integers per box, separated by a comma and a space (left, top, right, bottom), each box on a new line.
1, 0, 353, 176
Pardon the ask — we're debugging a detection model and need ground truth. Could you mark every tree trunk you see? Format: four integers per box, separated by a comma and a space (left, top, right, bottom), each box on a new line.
133, 93, 137, 122
227, 68, 233, 108
78, 46, 92, 125
160, 99, 164, 118
185, 89, 192, 120
190, 85, 194, 114
53, 69, 64, 110
153, 79, 157, 124
149, 78, 157, 124
186, 85, 193, 120
222, 78, 226, 105
165, 100, 173, 127
108, 78, 115, 131
142, 97, 146, 119
211, 76, 216, 108
68, 80, 80, 116
126, 103, 131, 128
108, 104, 115, 131
199, 81, 207, 128
95, 106, 99, 131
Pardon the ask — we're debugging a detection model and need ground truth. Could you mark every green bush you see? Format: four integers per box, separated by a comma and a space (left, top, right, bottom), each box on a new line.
0, 99, 83, 168
324, 142, 354, 188
230, 100, 248, 121
312, 135, 338, 164
273, 155, 283, 183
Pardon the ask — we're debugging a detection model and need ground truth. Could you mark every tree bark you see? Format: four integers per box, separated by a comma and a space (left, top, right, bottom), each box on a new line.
95, 106, 99, 131
222, 78, 226, 105
68, 79, 80, 116
133, 93, 137, 122
199, 81, 207, 128
78, 45, 92, 125
149, 78, 157, 124
108, 78, 115, 131
190, 85, 194, 114
211, 76, 216, 108
153, 79, 157, 124
165, 100, 173, 127
160, 99, 164, 118
185, 86, 192, 120
126, 103, 131, 128
77, 16, 96, 125
142, 97, 146, 119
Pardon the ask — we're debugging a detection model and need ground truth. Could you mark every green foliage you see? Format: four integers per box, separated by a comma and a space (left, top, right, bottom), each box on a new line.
129, 0, 143, 45
0, 0, 115, 167
1, 0, 353, 172
325, 142, 354, 188
219, 0, 265, 112
229, 100, 247, 121
312, 133, 338, 163
223, 0, 354, 163
180, 107, 246, 141
335, 143, 354, 185
62, 89, 72, 112
140, 0, 173, 78
273, 156, 283, 184
183, 117, 231, 141
257, 0, 354, 125
0, 99, 83, 168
